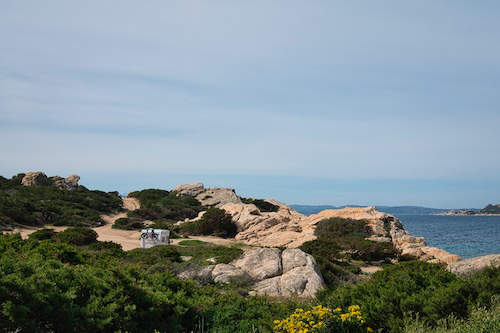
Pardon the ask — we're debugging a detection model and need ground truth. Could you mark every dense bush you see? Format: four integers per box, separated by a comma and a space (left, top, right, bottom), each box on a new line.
403, 296, 500, 333
0, 233, 297, 332
28, 228, 57, 240
241, 198, 280, 212
56, 227, 98, 246
86, 241, 124, 257
321, 261, 500, 333
112, 217, 145, 230
128, 189, 205, 222
300, 217, 396, 286
172, 240, 243, 265
126, 245, 182, 267
314, 217, 371, 238
178, 207, 237, 238
0, 175, 122, 228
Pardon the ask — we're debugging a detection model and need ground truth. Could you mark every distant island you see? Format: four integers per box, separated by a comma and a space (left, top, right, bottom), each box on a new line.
291, 205, 450, 216
437, 204, 500, 216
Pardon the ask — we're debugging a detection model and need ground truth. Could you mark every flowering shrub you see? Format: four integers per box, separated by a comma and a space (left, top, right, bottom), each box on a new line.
273, 304, 373, 333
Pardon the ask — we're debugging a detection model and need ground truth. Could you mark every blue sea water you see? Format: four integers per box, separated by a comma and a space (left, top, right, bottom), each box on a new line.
394, 215, 500, 259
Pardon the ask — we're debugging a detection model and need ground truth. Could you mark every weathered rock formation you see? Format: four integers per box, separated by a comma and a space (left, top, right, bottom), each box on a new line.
178, 247, 325, 297
174, 183, 462, 265
447, 254, 500, 276
174, 182, 241, 207
21, 172, 80, 190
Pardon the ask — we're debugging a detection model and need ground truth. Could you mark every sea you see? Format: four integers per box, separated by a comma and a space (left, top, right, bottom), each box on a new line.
394, 214, 500, 259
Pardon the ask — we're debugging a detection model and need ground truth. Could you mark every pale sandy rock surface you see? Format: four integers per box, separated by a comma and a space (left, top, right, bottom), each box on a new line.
174, 184, 461, 265
21, 172, 80, 190
233, 248, 282, 280
250, 249, 325, 297
179, 247, 326, 298
53, 174, 80, 190
212, 264, 249, 283
174, 183, 205, 197
174, 183, 242, 207
447, 254, 500, 276
21, 172, 49, 186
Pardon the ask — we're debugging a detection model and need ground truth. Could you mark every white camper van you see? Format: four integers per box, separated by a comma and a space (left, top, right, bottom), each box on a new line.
140, 228, 170, 248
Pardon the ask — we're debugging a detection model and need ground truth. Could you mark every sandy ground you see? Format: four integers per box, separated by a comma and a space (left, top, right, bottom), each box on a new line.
10, 197, 248, 251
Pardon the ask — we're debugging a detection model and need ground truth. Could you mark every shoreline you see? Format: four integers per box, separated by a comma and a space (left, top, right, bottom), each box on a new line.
434, 213, 500, 217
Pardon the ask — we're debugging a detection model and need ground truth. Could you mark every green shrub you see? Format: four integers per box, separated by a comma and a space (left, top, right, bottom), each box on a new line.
112, 217, 145, 230
126, 245, 182, 266
403, 296, 500, 333
172, 241, 243, 265
314, 217, 371, 238
321, 261, 500, 333
178, 208, 237, 238
128, 189, 205, 222
300, 218, 396, 287
86, 241, 124, 257
28, 228, 57, 240
56, 227, 98, 246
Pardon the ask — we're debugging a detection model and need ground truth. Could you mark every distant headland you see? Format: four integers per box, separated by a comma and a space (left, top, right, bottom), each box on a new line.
437, 204, 500, 216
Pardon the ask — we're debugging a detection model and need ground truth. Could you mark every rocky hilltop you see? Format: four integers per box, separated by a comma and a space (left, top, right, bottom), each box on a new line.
174, 183, 461, 265
20, 171, 80, 191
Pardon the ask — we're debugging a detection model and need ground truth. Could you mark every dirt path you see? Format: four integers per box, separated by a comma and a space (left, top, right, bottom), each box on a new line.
11, 197, 252, 251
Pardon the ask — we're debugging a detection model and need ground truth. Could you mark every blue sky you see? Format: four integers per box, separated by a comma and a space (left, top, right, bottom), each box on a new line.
1, 1, 499, 208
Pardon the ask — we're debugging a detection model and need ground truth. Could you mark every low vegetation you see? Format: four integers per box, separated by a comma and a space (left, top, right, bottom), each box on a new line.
300, 217, 396, 286
403, 296, 499, 333
0, 174, 122, 229
112, 217, 145, 230
318, 261, 500, 333
176, 207, 238, 238
0, 231, 498, 332
128, 189, 205, 222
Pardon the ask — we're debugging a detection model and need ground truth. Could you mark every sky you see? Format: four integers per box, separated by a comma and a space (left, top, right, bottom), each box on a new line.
1, 1, 499, 208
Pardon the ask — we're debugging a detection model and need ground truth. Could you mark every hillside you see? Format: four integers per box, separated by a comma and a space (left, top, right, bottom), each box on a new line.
0, 172, 122, 229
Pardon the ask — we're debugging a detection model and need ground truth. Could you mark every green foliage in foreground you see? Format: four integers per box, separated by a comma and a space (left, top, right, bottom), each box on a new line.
0, 232, 498, 333
0, 174, 122, 228
0, 233, 297, 332
177, 207, 238, 238
320, 261, 500, 333
403, 296, 500, 333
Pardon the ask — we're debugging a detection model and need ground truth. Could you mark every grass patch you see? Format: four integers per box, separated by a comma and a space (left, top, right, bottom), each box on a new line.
172, 241, 243, 265
178, 239, 207, 246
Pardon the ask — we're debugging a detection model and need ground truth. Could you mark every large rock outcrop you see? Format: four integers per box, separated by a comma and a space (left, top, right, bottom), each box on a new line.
177, 247, 325, 297
174, 183, 462, 265
21, 172, 80, 190
21, 172, 49, 186
174, 182, 241, 207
